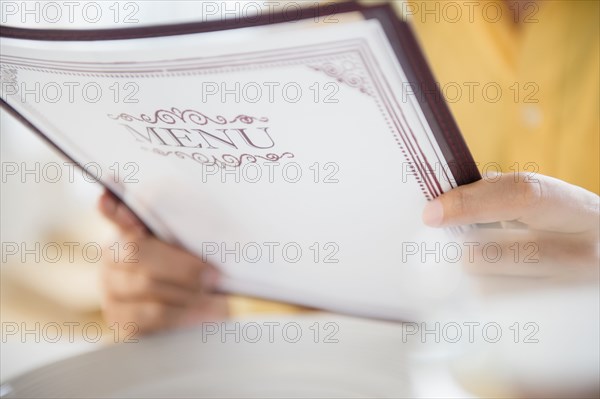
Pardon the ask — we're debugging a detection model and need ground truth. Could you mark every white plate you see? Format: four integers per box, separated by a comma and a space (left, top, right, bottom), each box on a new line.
0, 315, 412, 398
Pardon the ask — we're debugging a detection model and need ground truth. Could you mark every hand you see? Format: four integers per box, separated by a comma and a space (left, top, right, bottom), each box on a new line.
98, 190, 228, 336
422, 173, 599, 275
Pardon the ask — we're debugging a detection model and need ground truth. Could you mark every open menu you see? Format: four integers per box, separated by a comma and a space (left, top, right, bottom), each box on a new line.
0, 2, 480, 320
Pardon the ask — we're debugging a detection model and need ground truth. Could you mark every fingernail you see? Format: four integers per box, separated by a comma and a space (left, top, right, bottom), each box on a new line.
201, 267, 220, 290
422, 199, 444, 227
100, 194, 116, 215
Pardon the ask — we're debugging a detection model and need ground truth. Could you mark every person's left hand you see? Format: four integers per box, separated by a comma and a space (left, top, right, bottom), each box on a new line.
98, 190, 229, 336
422, 173, 599, 276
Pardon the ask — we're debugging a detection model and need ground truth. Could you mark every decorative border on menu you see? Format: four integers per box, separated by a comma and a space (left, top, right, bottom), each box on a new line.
0, 39, 450, 200
0, 1, 481, 191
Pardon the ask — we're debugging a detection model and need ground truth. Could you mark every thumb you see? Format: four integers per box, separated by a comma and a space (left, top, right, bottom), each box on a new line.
422, 173, 600, 235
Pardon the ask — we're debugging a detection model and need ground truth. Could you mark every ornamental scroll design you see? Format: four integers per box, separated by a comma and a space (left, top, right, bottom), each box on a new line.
307, 58, 372, 96
143, 147, 295, 168
0, 65, 18, 96
108, 107, 269, 125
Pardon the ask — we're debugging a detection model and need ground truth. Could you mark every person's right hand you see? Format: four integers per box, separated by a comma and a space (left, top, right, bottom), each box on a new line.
98, 190, 229, 337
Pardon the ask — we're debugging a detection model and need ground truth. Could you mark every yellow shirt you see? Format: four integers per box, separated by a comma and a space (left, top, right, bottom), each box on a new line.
401, 0, 599, 194
230, 0, 600, 316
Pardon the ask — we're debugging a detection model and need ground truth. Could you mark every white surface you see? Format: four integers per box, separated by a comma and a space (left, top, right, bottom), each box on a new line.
0, 314, 473, 398
0, 339, 99, 383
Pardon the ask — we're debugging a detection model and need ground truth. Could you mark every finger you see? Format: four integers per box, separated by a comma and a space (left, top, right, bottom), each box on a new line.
98, 190, 147, 236
103, 267, 201, 306
179, 294, 230, 326
142, 238, 220, 290
422, 173, 600, 234
460, 228, 600, 277
102, 299, 185, 334
109, 236, 220, 291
